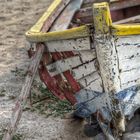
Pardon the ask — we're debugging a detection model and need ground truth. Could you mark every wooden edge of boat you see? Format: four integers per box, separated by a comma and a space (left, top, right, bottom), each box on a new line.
25, 0, 140, 43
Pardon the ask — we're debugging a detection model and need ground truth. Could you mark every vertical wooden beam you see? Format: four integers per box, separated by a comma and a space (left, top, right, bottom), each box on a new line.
93, 2, 125, 135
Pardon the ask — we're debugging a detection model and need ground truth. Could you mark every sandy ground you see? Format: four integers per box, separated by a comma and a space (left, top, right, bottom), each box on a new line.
0, 0, 92, 139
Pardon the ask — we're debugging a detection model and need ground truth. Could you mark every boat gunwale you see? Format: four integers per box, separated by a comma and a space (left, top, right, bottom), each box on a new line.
25, 0, 140, 43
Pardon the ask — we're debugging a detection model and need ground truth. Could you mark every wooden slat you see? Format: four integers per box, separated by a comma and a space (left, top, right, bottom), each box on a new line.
46, 37, 91, 52
116, 35, 140, 60
28, 0, 71, 33
110, 0, 140, 11
114, 15, 140, 24
72, 60, 96, 80
47, 60, 96, 80
121, 78, 140, 90
120, 67, 140, 84
78, 72, 103, 92
47, 51, 96, 76
119, 56, 140, 72
50, 0, 83, 31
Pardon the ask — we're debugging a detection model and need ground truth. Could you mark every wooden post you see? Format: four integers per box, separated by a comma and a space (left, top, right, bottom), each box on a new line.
2, 44, 45, 140
93, 2, 125, 135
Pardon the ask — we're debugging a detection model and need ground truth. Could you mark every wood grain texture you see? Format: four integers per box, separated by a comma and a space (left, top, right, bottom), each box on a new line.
50, 0, 83, 31
93, 2, 125, 134
26, 25, 90, 42
46, 37, 91, 52
78, 71, 103, 92
93, 2, 121, 93
116, 35, 140, 60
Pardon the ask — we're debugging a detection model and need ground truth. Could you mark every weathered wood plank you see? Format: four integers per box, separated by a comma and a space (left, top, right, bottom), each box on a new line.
120, 67, 140, 85
78, 71, 103, 92
47, 57, 96, 80
3, 44, 45, 140
114, 15, 140, 24
72, 60, 96, 80
110, 0, 140, 11
46, 37, 91, 52
116, 35, 140, 60
119, 56, 140, 72
50, 0, 83, 31
28, 0, 71, 33
121, 78, 140, 90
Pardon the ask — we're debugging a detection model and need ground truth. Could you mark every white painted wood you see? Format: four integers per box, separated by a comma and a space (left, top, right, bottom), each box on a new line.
119, 56, 140, 72
122, 78, 140, 90
85, 79, 103, 92
47, 58, 96, 80
46, 37, 91, 52
116, 35, 140, 60
50, 0, 83, 31
78, 71, 103, 92
116, 35, 140, 88
72, 60, 96, 80
94, 35, 121, 93
46, 50, 96, 76
78, 71, 100, 86
120, 67, 140, 84
73, 50, 96, 61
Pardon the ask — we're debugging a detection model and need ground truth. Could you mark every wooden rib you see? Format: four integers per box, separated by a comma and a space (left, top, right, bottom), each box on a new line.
46, 37, 91, 52
45, 0, 84, 100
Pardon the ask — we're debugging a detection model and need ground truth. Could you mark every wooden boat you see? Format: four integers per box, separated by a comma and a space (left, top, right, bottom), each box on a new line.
3, 0, 140, 139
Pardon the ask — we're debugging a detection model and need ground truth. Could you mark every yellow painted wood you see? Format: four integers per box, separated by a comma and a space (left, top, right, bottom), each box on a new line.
29, 0, 62, 33
93, 2, 140, 36
26, 25, 90, 42
112, 24, 140, 36
93, 2, 112, 34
